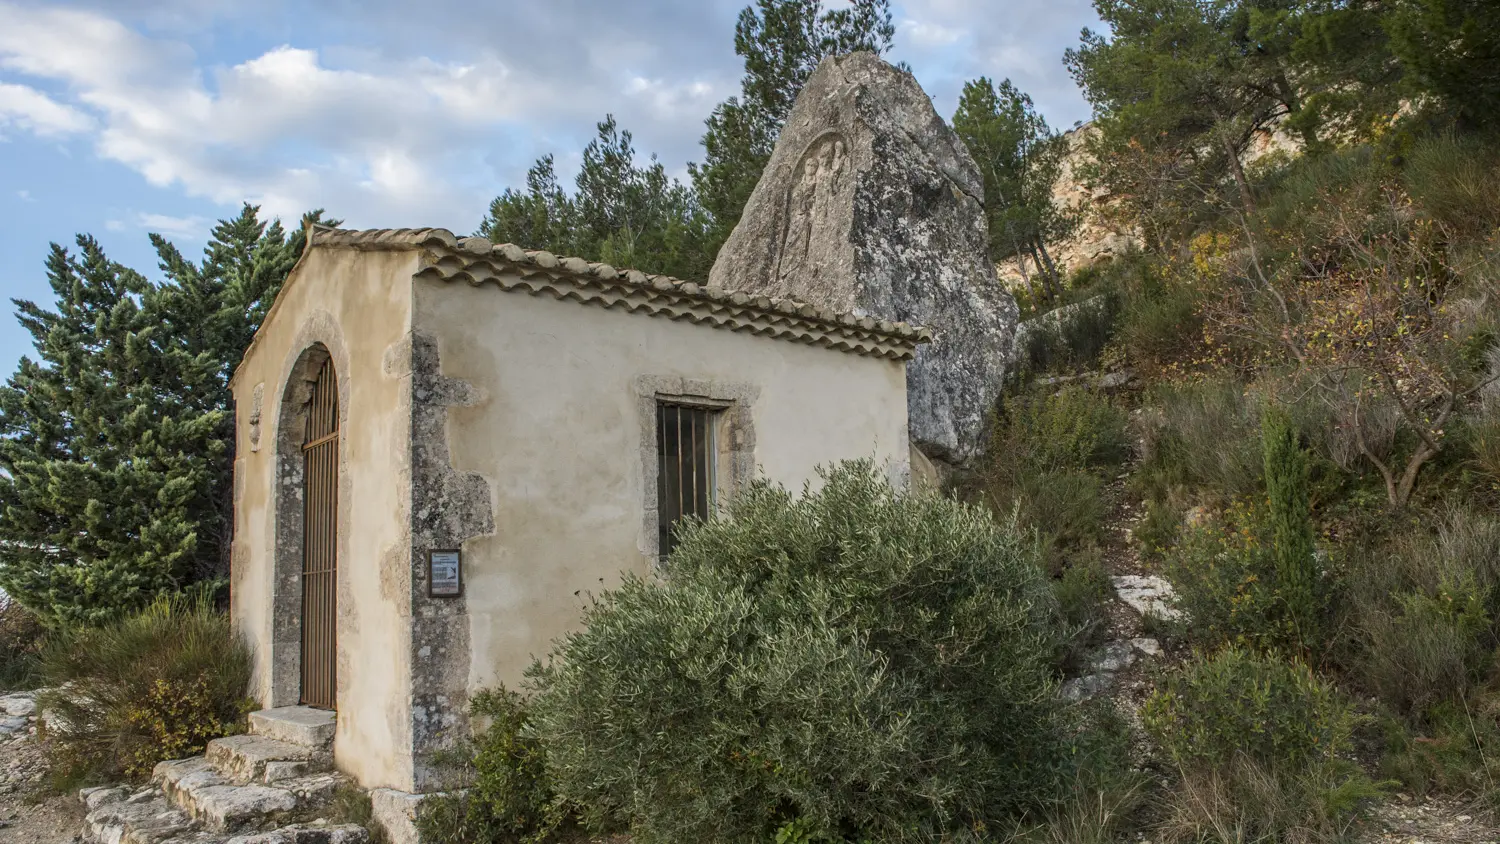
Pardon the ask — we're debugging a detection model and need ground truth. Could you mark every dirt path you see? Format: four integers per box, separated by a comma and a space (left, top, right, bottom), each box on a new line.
0, 692, 83, 844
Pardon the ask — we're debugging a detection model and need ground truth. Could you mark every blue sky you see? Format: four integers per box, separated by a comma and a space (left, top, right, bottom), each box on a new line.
0, 0, 1101, 379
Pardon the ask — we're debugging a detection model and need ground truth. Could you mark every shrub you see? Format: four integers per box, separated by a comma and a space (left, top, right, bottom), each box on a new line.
1379, 691, 1500, 805
998, 386, 1130, 472
1144, 648, 1380, 842
526, 462, 1073, 844
1342, 508, 1500, 715
1017, 294, 1119, 376
1144, 648, 1355, 771
0, 597, 45, 691
1116, 286, 1200, 366
1134, 379, 1263, 506
417, 689, 568, 844
39, 589, 252, 780
1262, 405, 1319, 647
1164, 501, 1322, 653
1054, 550, 1114, 645
984, 386, 1126, 570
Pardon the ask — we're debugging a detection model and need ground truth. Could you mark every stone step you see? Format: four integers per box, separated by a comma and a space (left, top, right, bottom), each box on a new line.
80, 784, 368, 844
79, 785, 220, 844
206, 735, 333, 785
248, 707, 336, 750
222, 823, 368, 844
154, 757, 349, 834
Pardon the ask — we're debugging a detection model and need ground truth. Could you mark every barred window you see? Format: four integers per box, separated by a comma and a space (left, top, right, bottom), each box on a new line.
656, 402, 717, 558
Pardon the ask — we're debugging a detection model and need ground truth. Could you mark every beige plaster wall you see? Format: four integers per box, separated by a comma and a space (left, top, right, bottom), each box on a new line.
230, 247, 419, 790
411, 275, 912, 696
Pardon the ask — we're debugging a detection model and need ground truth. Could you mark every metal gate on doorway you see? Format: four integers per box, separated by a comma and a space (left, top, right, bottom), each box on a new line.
300, 357, 339, 710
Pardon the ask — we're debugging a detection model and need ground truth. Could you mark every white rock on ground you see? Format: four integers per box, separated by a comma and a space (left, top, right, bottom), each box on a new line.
1111, 575, 1183, 621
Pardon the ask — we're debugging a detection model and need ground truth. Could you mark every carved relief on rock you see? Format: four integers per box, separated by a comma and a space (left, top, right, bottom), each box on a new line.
775, 133, 847, 287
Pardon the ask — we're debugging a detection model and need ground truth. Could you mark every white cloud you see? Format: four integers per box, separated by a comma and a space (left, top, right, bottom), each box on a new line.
0, 2, 714, 228
900, 19, 964, 49
0, 82, 93, 136
15, 189, 32, 201
133, 212, 205, 238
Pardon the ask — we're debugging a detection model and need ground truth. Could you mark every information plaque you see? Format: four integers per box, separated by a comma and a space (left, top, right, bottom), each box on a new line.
428, 549, 463, 598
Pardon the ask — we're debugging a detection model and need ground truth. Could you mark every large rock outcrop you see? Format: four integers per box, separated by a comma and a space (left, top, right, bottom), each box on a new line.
709, 51, 1018, 464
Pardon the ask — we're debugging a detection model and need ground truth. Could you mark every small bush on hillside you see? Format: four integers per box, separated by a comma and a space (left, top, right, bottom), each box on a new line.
1342, 508, 1500, 716
1380, 692, 1500, 806
1134, 380, 1263, 506
1018, 294, 1119, 375
1144, 648, 1380, 843
40, 589, 252, 780
985, 386, 1126, 571
526, 462, 1073, 844
999, 386, 1130, 471
1054, 550, 1115, 649
1402, 134, 1500, 242
1145, 648, 1355, 771
417, 689, 570, 844
1164, 502, 1324, 653
0, 598, 45, 690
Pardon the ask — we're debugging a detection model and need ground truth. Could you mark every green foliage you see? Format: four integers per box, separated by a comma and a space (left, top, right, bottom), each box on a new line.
478, 117, 714, 280
1054, 550, 1115, 658
1386, 0, 1500, 131
1342, 508, 1500, 717
526, 461, 1073, 844
952, 77, 1071, 297
1262, 405, 1319, 647
1144, 648, 1379, 842
417, 689, 568, 844
1401, 133, 1500, 240
1145, 647, 1355, 772
1006, 703, 1145, 843
1017, 294, 1118, 375
999, 386, 1130, 472
0, 598, 44, 690
1135, 379, 1264, 507
0, 206, 331, 626
1153, 753, 1383, 844
984, 386, 1127, 570
327, 784, 389, 844
1164, 500, 1327, 653
690, 0, 895, 246
1379, 692, 1500, 805
39, 589, 253, 781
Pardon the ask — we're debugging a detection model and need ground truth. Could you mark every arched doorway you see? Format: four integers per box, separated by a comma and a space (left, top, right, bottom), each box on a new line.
300, 356, 339, 709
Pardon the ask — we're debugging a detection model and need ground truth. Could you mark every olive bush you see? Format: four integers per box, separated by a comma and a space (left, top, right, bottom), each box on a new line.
526, 461, 1073, 843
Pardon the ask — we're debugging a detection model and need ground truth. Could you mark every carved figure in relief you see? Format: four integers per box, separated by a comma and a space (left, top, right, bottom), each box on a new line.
775, 134, 846, 286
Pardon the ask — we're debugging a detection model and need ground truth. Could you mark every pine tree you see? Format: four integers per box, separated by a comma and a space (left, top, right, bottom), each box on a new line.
1385, 0, 1500, 131
1066, 0, 1313, 225
0, 206, 330, 626
477, 116, 712, 280
952, 78, 1072, 299
689, 0, 896, 248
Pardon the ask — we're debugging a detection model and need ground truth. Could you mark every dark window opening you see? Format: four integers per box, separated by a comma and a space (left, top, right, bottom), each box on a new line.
657, 402, 716, 558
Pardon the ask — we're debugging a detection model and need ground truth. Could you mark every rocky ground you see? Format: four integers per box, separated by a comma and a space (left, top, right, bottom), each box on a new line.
0, 690, 84, 844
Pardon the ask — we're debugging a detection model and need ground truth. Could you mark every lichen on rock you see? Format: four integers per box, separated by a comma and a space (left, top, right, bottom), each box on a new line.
709, 51, 1019, 464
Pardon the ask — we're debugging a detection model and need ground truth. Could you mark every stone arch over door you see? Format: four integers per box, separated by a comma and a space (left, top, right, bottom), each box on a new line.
270, 327, 351, 709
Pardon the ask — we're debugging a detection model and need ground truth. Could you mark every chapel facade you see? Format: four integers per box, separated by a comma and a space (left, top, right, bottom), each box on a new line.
227, 225, 925, 802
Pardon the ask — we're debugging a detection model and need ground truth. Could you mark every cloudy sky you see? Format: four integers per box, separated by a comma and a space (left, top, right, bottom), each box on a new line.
0, 0, 1101, 377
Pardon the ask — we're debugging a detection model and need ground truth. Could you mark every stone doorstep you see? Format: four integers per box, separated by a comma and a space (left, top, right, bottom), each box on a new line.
154, 756, 348, 834
206, 735, 332, 785
248, 707, 336, 750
